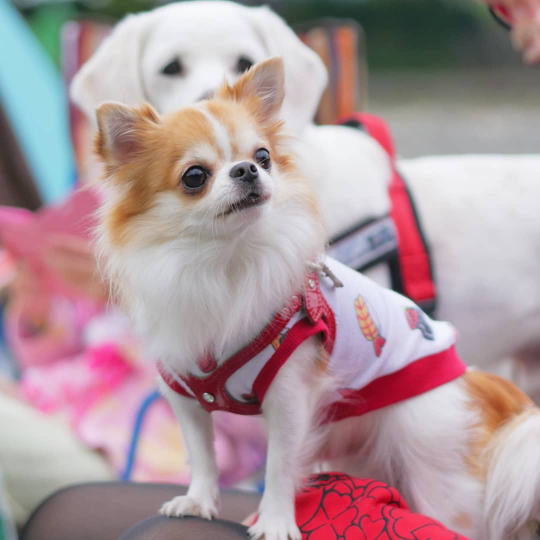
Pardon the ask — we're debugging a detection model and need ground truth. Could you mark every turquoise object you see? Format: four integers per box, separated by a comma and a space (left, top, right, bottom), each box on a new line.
0, 0, 76, 204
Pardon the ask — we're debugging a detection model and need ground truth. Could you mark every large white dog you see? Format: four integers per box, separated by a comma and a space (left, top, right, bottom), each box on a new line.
71, 0, 540, 395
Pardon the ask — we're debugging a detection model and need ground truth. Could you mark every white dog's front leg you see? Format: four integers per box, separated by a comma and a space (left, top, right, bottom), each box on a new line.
249, 340, 319, 540
159, 379, 220, 520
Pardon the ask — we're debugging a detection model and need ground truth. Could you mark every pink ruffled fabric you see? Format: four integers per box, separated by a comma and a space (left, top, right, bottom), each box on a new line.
15, 307, 267, 486
5, 296, 100, 369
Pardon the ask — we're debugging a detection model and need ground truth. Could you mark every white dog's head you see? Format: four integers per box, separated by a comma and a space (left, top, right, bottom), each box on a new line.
70, 1, 327, 134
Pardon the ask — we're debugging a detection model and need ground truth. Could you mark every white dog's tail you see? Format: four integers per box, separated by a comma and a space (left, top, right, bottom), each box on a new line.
484, 409, 540, 539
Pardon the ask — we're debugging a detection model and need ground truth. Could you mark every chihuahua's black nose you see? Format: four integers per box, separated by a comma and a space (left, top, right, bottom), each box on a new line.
229, 162, 258, 183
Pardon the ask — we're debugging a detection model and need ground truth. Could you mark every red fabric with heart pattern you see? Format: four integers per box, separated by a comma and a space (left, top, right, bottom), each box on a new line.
248, 472, 471, 540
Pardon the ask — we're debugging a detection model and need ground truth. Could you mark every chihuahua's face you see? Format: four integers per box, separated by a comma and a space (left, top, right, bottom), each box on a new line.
95, 58, 295, 247
94, 58, 324, 367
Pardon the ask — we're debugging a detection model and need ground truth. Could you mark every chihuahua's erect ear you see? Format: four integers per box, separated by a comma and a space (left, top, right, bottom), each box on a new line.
220, 57, 285, 123
95, 102, 159, 167
243, 6, 327, 134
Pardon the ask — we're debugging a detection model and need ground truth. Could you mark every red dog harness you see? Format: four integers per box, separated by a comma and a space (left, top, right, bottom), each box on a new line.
158, 271, 336, 415
330, 113, 437, 316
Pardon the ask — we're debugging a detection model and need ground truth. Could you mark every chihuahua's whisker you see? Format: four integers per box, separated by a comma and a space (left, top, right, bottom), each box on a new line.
195, 203, 215, 262
177, 224, 194, 239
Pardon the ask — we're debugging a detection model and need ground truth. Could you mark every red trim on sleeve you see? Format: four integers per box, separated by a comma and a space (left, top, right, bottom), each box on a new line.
326, 346, 466, 422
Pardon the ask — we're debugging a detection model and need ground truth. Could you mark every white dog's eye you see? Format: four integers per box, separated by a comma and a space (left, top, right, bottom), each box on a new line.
254, 148, 271, 170
236, 56, 254, 74
162, 59, 183, 76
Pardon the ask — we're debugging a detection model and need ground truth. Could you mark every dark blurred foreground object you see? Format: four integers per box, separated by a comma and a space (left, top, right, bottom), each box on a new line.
20, 473, 471, 540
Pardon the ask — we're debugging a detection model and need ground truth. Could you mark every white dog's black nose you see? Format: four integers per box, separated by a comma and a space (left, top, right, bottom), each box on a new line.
230, 162, 258, 183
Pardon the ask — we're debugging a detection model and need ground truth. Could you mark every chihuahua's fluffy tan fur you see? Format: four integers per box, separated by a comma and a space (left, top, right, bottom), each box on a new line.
95, 59, 540, 540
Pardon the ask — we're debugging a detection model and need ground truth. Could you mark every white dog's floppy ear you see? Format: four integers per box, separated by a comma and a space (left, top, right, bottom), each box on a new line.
70, 12, 155, 124
245, 6, 328, 134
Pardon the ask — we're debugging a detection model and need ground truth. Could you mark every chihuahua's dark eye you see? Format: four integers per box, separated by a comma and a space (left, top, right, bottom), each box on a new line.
182, 166, 209, 189
162, 59, 183, 76
236, 56, 254, 74
254, 148, 271, 170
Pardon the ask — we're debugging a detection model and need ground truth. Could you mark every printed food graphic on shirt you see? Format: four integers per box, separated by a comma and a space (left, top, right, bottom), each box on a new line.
354, 295, 386, 357
405, 307, 435, 341
272, 328, 290, 351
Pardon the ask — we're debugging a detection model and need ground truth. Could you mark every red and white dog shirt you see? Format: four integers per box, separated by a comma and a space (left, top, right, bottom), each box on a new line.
158, 257, 466, 421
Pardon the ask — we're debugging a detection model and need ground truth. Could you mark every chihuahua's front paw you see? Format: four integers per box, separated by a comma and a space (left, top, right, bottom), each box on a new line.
159, 494, 218, 520
248, 516, 301, 540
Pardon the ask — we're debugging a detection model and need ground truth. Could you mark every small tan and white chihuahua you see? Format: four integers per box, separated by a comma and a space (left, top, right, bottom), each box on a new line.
94, 58, 540, 540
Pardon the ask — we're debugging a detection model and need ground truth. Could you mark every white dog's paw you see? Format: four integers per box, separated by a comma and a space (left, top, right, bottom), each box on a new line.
248, 516, 301, 540
159, 494, 218, 520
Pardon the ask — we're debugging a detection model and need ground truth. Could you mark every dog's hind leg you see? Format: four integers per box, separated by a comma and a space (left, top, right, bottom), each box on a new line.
325, 378, 486, 539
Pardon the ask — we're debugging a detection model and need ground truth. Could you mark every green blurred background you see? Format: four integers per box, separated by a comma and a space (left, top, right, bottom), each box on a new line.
16, 0, 518, 70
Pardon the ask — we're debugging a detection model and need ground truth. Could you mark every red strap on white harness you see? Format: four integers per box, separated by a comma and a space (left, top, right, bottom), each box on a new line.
158, 273, 336, 414
340, 112, 436, 310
